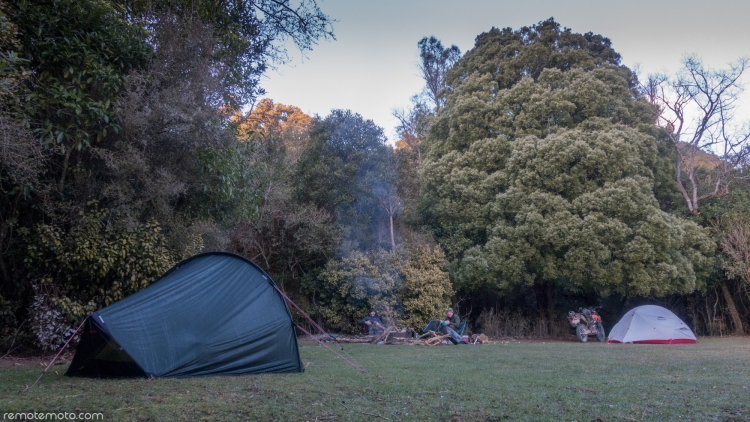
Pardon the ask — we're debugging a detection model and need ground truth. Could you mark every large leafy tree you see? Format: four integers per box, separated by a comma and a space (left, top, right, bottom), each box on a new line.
421, 19, 714, 324
294, 110, 397, 252
10, 0, 150, 190
230, 100, 338, 291
239, 98, 314, 161
446, 18, 626, 93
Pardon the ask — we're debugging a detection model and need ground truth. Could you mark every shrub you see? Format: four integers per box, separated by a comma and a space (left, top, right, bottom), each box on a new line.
314, 250, 401, 333
399, 245, 453, 329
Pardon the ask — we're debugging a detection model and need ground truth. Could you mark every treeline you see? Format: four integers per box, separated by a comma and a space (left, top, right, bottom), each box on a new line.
1, 7, 748, 353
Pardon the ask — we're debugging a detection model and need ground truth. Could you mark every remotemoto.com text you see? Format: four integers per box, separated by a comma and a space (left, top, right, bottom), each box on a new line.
3, 413, 103, 420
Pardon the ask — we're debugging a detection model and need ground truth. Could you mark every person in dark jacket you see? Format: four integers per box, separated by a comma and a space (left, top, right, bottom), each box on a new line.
358, 309, 385, 335
439, 308, 462, 343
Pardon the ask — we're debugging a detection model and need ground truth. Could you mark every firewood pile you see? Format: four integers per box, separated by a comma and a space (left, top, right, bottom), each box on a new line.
311, 331, 491, 346
331, 330, 449, 346
302, 305, 492, 346
416, 330, 451, 346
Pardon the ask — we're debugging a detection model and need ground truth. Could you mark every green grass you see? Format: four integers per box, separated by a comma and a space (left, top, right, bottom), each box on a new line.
1, 339, 749, 421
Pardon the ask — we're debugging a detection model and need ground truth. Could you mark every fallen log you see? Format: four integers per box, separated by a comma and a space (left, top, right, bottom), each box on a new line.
326, 327, 456, 346
335, 337, 374, 344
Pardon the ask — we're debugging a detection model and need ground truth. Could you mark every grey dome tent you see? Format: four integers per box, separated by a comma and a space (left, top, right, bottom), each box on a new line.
66, 252, 303, 378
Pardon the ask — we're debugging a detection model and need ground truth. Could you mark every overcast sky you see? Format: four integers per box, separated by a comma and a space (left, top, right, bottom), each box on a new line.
260, 0, 750, 143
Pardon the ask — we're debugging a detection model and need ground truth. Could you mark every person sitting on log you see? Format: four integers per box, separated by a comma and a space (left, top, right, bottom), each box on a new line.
439, 307, 462, 343
358, 309, 385, 336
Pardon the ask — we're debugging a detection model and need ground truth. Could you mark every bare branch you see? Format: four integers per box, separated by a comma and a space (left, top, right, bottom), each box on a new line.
640, 55, 750, 215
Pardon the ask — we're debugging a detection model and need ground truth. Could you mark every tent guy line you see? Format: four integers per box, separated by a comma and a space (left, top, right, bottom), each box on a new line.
272, 284, 369, 373
28, 318, 86, 390
293, 323, 368, 374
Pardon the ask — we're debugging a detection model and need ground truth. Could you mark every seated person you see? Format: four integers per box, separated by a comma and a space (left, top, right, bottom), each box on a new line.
439, 307, 462, 344
358, 309, 385, 336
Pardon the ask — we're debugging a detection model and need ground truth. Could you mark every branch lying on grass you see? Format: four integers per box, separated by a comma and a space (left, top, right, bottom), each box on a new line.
338, 401, 389, 420
336, 337, 373, 344
360, 411, 389, 420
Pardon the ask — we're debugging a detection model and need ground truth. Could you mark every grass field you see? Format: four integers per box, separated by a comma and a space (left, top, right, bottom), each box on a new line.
1, 338, 749, 421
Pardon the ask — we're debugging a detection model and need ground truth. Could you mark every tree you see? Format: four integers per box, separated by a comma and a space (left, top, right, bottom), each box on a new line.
451, 123, 714, 324
721, 219, 750, 291
229, 178, 339, 292
417, 36, 461, 111
0, 0, 334, 350
10, 0, 150, 192
95, 16, 260, 234
393, 99, 431, 168
718, 221, 749, 335
230, 101, 339, 290
376, 192, 402, 251
239, 98, 313, 162
311, 246, 452, 332
445, 18, 626, 92
116, 0, 335, 108
313, 250, 402, 332
711, 196, 750, 335
0, 110, 44, 287
643, 56, 750, 216
294, 110, 396, 251
0, 0, 44, 286
420, 20, 713, 328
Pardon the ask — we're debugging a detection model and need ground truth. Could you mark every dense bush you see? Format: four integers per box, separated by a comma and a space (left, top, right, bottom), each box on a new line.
399, 245, 453, 329
311, 245, 452, 332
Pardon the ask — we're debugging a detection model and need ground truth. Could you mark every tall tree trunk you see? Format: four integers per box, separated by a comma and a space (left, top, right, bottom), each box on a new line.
59, 148, 71, 194
0, 246, 9, 286
546, 283, 557, 336
533, 283, 557, 336
389, 213, 396, 251
0, 223, 10, 284
719, 280, 744, 335
533, 284, 546, 321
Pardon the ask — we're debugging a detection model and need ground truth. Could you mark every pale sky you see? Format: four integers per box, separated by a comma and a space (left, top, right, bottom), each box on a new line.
260, 0, 750, 143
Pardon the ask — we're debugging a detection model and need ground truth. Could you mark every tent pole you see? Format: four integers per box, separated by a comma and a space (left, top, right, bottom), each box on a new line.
29, 317, 86, 389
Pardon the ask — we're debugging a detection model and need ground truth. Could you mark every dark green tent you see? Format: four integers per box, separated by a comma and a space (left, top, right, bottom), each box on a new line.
66, 252, 303, 378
